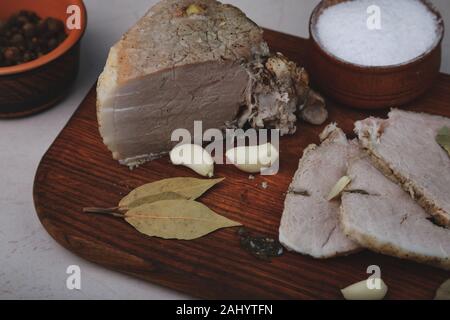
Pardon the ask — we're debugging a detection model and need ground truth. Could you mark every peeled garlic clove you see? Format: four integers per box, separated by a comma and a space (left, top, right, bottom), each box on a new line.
170, 144, 214, 178
435, 279, 450, 300
226, 143, 279, 174
327, 176, 351, 201
341, 279, 388, 300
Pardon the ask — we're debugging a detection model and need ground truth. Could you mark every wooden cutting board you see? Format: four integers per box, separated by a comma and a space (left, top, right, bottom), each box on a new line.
33, 30, 450, 299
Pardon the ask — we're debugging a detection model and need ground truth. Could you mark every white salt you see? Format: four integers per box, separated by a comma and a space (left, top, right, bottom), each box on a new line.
315, 0, 440, 67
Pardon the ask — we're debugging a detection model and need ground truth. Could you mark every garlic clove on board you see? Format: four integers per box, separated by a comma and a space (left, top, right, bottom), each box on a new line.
170, 144, 214, 178
226, 143, 279, 174
341, 279, 388, 300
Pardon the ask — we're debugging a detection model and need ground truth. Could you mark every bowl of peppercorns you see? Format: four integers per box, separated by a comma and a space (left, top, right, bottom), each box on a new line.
0, 0, 86, 118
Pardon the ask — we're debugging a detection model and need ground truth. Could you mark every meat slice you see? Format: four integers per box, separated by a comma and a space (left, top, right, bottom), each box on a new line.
97, 0, 327, 168
355, 109, 450, 227
341, 157, 450, 270
279, 124, 360, 258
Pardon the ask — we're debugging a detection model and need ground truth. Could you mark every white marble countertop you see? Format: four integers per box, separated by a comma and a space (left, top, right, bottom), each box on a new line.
0, 0, 448, 299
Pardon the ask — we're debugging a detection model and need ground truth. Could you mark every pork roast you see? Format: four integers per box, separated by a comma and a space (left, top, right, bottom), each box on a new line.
97, 0, 327, 167
279, 124, 360, 258
355, 109, 450, 227
341, 157, 450, 270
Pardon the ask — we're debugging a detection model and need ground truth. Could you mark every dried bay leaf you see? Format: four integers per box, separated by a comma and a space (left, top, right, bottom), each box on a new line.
436, 127, 450, 156
125, 200, 241, 240
346, 189, 370, 195
120, 191, 185, 210
119, 177, 224, 210
83, 178, 237, 241
289, 189, 310, 197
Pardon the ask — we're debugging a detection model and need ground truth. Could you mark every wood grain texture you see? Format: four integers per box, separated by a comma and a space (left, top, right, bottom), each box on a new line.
0, 41, 80, 118
33, 30, 450, 299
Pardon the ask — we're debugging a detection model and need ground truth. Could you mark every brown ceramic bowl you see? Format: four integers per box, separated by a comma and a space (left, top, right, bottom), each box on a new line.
0, 0, 87, 118
308, 0, 444, 109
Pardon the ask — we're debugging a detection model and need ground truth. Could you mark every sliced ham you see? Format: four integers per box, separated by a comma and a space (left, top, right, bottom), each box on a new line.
279, 124, 361, 258
341, 157, 450, 270
355, 109, 450, 227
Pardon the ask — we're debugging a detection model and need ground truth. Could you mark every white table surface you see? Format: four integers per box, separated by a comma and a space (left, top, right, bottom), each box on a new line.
0, 0, 448, 300
0, 0, 320, 300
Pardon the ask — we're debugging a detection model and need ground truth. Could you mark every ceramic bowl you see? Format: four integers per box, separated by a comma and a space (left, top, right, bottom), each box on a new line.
307, 0, 444, 109
0, 0, 87, 118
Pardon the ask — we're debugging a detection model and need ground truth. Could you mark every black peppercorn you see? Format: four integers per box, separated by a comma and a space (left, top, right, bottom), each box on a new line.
16, 15, 29, 27
20, 11, 39, 23
36, 19, 47, 33
0, 10, 67, 67
46, 18, 64, 34
11, 33, 24, 45
4, 47, 20, 61
23, 51, 35, 62
47, 38, 58, 50
23, 22, 36, 38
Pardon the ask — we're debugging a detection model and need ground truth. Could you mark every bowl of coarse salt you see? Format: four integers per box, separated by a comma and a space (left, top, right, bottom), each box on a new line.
308, 0, 444, 109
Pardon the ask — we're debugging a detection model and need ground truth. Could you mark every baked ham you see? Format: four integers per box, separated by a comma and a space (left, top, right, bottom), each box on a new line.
341, 157, 450, 270
279, 124, 360, 258
355, 109, 450, 227
97, 0, 327, 167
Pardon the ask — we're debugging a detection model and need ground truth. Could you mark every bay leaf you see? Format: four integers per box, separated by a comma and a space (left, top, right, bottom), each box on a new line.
436, 126, 450, 156
124, 200, 241, 240
119, 177, 224, 210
